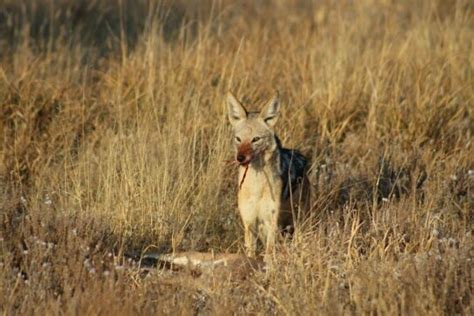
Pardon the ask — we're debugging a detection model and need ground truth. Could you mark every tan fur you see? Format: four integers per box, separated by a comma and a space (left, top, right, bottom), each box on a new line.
227, 91, 309, 258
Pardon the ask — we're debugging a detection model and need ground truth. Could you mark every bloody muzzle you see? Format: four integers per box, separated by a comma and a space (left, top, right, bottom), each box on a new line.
236, 142, 253, 165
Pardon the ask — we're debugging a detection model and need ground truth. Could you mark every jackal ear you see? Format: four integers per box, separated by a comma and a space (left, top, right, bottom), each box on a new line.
227, 92, 247, 126
260, 92, 280, 127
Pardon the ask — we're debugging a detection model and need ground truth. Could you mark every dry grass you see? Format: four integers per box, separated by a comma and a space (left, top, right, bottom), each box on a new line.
0, 0, 472, 314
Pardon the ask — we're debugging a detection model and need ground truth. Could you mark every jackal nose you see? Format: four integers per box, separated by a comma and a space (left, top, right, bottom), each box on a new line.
237, 154, 246, 163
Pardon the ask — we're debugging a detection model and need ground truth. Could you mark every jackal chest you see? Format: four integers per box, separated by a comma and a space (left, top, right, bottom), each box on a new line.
237, 167, 282, 218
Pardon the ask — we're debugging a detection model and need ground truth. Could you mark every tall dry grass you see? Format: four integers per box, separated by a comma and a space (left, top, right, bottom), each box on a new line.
0, 0, 472, 314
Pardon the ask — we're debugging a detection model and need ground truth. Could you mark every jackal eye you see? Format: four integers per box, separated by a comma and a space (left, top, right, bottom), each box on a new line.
252, 137, 261, 143
235, 136, 241, 143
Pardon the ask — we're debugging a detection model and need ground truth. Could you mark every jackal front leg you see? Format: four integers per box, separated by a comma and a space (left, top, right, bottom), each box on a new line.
260, 207, 279, 260
243, 221, 258, 257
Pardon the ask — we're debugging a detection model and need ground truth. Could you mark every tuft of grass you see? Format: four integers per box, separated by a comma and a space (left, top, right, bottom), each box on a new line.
1, 0, 472, 314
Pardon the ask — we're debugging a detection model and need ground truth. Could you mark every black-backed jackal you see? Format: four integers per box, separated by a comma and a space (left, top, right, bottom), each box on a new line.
227, 91, 310, 258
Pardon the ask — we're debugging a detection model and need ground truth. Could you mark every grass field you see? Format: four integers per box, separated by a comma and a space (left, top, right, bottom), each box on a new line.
0, 0, 472, 314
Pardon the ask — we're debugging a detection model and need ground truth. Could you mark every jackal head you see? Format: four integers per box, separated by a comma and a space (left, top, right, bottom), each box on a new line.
227, 91, 280, 166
